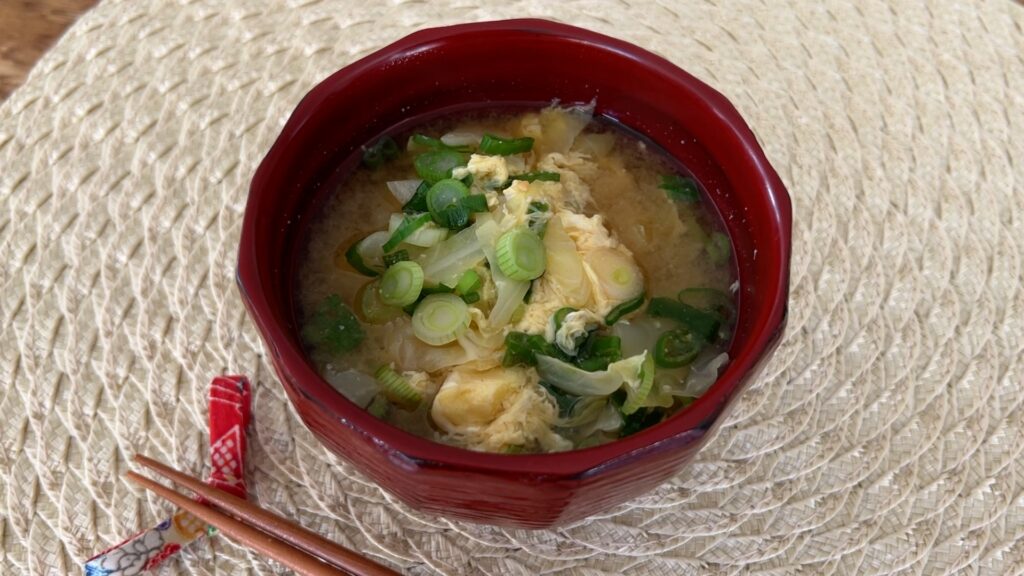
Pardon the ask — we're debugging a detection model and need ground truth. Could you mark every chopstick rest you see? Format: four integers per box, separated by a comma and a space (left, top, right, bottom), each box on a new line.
85, 376, 252, 575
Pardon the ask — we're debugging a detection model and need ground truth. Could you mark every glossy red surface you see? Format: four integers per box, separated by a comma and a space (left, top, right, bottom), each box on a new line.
238, 19, 791, 528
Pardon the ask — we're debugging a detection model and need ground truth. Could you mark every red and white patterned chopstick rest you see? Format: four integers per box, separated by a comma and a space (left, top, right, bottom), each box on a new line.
85, 375, 252, 575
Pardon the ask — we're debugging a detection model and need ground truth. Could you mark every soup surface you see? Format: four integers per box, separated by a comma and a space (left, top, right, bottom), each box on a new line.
298, 105, 735, 453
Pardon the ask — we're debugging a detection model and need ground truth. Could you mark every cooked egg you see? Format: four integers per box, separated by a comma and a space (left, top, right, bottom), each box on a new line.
452, 154, 508, 188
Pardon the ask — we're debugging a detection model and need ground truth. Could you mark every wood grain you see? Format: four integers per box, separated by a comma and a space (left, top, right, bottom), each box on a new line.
0, 0, 97, 100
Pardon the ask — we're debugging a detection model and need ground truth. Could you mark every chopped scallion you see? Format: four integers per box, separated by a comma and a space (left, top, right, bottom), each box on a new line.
383, 250, 409, 267
706, 232, 731, 264
301, 294, 365, 355
358, 281, 404, 324
479, 134, 534, 155
647, 297, 721, 342
414, 150, 467, 184
411, 293, 469, 346
654, 328, 701, 368
426, 179, 469, 226
454, 270, 482, 295
575, 334, 622, 371
659, 174, 699, 203
495, 228, 547, 281
367, 394, 390, 418
502, 332, 562, 367
460, 194, 488, 213
421, 283, 454, 296
552, 307, 577, 334
501, 172, 560, 189
605, 294, 645, 325
402, 180, 431, 213
374, 365, 422, 410
362, 136, 400, 169
345, 238, 381, 277
378, 261, 424, 307
677, 287, 735, 321
382, 213, 432, 252
409, 134, 472, 153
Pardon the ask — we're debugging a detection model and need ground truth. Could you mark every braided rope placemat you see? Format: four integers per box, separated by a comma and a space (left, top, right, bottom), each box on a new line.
2, 1, 1022, 574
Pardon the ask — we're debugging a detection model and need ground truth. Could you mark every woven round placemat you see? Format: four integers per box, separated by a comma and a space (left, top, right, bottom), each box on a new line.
2, 1, 1022, 574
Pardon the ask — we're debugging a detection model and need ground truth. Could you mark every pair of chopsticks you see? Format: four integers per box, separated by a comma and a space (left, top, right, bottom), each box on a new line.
128, 455, 400, 576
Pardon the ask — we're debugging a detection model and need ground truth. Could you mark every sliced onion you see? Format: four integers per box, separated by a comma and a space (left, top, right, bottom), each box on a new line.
441, 131, 482, 147
683, 352, 729, 396
323, 367, 378, 408
418, 222, 486, 286
388, 213, 448, 248
387, 179, 422, 205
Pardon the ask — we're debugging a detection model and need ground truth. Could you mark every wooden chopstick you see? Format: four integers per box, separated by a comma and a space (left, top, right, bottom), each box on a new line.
128, 455, 400, 576
126, 471, 348, 575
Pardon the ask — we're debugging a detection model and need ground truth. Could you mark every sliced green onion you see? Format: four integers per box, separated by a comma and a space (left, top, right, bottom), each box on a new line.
362, 136, 400, 169
461, 291, 480, 304
408, 134, 472, 153
454, 270, 482, 295
654, 328, 701, 368
301, 294, 365, 355
383, 213, 432, 252
514, 171, 560, 183
540, 381, 582, 418
584, 334, 622, 361
367, 395, 390, 418
495, 228, 546, 281
378, 261, 424, 307
374, 365, 422, 410
659, 174, 699, 203
402, 180, 431, 213
605, 294, 645, 325
421, 283, 454, 296
575, 334, 622, 371
502, 331, 562, 367
345, 238, 381, 277
552, 307, 577, 334
427, 179, 469, 224
678, 287, 735, 320
387, 213, 448, 248
411, 293, 469, 345
479, 134, 534, 155
706, 232, 731, 265
414, 150, 467, 184
621, 353, 655, 415
359, 281, 404, 324
647, 297, 721, 341
434, 194, 490, 230
617, 406, 663, 438
383, 249, 409, 267
460, 194, 488, 213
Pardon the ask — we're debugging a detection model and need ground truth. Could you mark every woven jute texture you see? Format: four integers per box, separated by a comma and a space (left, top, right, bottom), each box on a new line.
1, 1, 1022, 574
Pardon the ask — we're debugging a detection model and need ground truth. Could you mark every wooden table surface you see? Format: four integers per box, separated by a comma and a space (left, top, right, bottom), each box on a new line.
0, 0, 98, 100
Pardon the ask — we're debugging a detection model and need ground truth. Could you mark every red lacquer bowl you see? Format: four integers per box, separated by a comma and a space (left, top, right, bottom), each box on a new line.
238, 19, 791, 528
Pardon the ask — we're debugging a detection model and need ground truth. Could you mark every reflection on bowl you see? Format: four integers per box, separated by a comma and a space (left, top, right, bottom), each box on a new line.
238, 19, 791, 528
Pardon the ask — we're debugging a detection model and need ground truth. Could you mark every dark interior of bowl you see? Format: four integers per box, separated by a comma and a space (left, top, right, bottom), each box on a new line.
241, 19, 790, 477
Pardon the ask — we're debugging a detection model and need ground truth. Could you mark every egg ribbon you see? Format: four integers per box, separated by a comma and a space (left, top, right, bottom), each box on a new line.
84, 375, 252, 575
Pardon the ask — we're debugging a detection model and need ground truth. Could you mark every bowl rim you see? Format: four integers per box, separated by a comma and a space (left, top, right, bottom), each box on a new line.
238, 18, 791, 478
